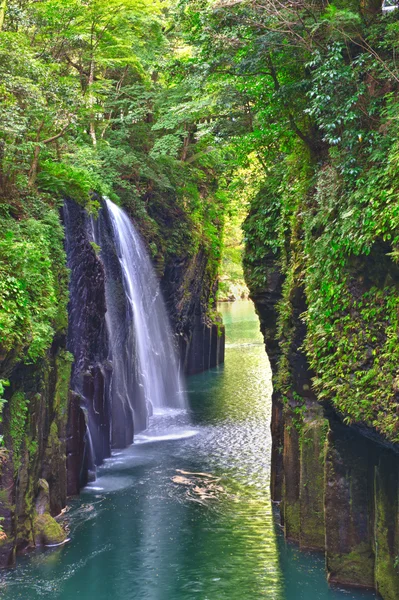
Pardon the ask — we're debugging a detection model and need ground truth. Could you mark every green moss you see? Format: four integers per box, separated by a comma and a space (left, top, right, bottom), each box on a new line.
375, 537, 399, 599
327, 542, 375, 587
14, 450, 36, 548
284, 500, 301, 541
34, 513, 66, 546
283, 417, 302, 543
299, 419, 328, 550
54, 350, 73, 417
7, 392, 29, 474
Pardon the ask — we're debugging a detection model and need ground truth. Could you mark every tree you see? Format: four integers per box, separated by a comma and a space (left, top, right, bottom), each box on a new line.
0, 0, 6, 31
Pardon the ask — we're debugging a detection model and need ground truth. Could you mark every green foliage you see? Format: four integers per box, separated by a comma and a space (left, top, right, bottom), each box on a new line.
0, 204, 68, 366
37, 162, 101, 205
243, 178, 283, 293
8, 391, 29, 473
184, 0, 399, 441
0, 0, 228, 331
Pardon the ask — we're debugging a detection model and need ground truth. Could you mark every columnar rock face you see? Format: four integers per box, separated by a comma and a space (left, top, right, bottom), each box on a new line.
374, 452, 399, 599
63, 199, 111, 494
161, 248, 225, 375
299, 418, 326, 551
250, 267, 399, 599
282, 414, 301, 542
0, 347, 70, 567
325, 424, 375, 589
273, 402, 399, 597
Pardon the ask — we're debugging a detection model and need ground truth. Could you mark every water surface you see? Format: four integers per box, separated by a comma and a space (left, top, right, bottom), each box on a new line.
0, 301, 376, 599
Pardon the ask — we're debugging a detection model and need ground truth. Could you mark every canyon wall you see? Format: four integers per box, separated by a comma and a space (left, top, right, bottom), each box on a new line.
245, 201, 399, 597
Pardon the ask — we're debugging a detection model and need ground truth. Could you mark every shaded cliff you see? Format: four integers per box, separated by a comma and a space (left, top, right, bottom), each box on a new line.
0, 200, 70, 567
161, 247, 225, 375
63, 199, 111, 495
244, 182, 399, 598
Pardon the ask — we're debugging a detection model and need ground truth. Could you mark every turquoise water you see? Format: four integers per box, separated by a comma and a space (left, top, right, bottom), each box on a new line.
0, 302, 376, 599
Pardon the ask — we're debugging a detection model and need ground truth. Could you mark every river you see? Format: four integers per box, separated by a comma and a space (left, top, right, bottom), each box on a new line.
0, 301, 376, 599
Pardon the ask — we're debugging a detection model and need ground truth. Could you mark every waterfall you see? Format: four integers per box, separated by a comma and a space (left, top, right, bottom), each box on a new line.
91, 198, 186, 448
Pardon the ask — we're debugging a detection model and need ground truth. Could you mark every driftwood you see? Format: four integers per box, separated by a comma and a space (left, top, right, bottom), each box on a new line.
171, 470, 225, 504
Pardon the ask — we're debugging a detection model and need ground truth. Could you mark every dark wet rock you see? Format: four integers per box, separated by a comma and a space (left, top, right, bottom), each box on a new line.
374, 451, 399, 599
299, 417, 327, 551
63, 199, 111, 492
282, 415, 301, 543
161, 248, 225, 374
270, 395, 284, 503
66, 390, 87, 495
35, 479, 50, 516
325, 424, 375, 589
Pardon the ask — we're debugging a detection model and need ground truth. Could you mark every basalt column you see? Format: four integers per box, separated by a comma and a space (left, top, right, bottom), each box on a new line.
63, 199, 111, 493
161, 248, 225, 376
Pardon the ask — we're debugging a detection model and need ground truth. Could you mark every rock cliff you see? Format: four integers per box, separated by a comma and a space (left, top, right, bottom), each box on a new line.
245, 214, 399, 598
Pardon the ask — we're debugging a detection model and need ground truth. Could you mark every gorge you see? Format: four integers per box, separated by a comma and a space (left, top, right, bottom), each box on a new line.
0, 301, 378, 600
2, 0, 399, 597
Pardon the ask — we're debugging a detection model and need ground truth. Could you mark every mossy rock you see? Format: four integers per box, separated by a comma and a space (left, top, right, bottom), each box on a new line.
35, 478, 50, 515
327, 543, 375, 588
34, 513, 66, 547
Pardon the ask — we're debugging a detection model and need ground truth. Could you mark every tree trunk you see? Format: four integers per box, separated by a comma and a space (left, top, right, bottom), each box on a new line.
88, 59, 97, 146
181, 125, 190, 162
28, 121, 45, 188
0, 140, 5, 191
28, 145, 41, 187
0, 0, 7, 31
28, 120, 70, 187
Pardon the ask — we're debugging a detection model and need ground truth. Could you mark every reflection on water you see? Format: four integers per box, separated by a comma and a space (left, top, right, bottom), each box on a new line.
0, 301, 375, 600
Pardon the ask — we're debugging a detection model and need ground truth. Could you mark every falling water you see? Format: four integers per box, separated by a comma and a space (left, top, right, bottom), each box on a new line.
98, 199, 186, 441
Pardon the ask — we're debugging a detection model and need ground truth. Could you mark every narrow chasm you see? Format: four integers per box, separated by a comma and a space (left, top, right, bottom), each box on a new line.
2, 0, 399, 598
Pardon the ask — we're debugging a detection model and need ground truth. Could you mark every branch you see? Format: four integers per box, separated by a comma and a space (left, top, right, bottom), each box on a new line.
42, 121, 71, 145
186, 146, 215, 163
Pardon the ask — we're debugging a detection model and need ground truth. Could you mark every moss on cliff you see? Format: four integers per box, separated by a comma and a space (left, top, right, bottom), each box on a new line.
374, 453, 399, 600
34, 513, 66, 547
7, 392, 29, 474
0, 339, 72, 565
327, 543, 375, 589
0, 198, 69, 376
299, 418, 328, 550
